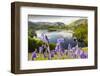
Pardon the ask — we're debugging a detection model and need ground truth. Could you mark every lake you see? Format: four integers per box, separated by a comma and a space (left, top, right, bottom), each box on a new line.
35, 30, 85, 49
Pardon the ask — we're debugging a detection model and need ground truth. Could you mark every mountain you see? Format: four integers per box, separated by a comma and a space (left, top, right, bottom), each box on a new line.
69, 19, 88, 26
28, 21, 38, 26
28, 19, 88, 30
28, 21, 66, 30
28, 21, 65, 26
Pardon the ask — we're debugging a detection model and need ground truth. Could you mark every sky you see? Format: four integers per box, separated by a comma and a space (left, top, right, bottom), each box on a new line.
28, 15, 87, 25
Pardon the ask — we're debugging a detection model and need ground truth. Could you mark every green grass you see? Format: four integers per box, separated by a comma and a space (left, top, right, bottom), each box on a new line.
28, 52, 72, 61
81, 47, 88, 53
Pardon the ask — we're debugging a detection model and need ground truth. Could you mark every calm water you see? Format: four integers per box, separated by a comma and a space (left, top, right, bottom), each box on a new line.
36, 30, 85, 48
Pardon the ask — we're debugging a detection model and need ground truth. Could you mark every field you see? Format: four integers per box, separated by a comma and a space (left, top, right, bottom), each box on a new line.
28, 47, 88, 61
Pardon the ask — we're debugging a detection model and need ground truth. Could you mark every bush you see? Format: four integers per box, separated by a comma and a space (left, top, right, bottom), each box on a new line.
49, 43, 56, 50
73, 24, 88, 46
28, 36, 44, 52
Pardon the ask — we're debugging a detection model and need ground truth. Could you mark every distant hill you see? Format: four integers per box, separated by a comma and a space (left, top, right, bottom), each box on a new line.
28, 19, 88, 30
28, 21, 38, 26
28, 21, 65, 26
69, 19, 88, 26
28, 21, 66, 30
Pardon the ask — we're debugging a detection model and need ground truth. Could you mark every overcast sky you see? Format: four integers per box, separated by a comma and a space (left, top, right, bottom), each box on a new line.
28, 15, 87, 25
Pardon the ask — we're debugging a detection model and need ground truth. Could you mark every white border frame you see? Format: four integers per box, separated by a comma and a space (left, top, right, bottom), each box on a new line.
20, 6, 95, 70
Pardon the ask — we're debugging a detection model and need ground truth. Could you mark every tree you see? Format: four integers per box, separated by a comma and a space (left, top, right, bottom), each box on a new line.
73, 23, 88, 46
28, 29, 37, 38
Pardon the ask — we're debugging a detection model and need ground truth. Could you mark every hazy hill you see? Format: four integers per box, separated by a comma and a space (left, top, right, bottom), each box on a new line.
28, 21, 65, 27
69, 19, 88, 26
28, 19, 88, 30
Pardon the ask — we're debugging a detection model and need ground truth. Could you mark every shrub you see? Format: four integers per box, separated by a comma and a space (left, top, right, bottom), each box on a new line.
28, 36, 44, 52
49, 43, 56, 50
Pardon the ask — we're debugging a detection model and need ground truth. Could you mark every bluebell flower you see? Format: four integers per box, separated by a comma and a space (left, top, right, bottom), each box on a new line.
72, 47, 76, 52
43, 52, 47, 58
74, 49, 83, 58
41, 33, 44, 41
68, 44, 71, 50
57, 38, 64, 43
47, 46, 52, 60
32, 51, 37, 60
41, 33, 49, 43
80, 52, 88, 58
55, 44, 59, 52
50, 51, 55, 57
45, 35, 49, 43
39, 46, 43, 53
52, 50, 57, 54
61, 49, 65, 53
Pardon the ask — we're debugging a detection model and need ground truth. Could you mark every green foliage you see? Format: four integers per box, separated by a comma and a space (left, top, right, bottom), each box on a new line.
28, 29, 37, 38
49, 43, 56, 50
28, 36, 44, 52
82, 47, 88, 53
28, 35, 56, 52
73, 23, 88, 46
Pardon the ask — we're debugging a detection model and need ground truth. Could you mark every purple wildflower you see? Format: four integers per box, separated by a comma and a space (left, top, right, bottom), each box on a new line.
47, 46, 52, 60
68, 44, 71, 50
57, 38, 64, 43
41, 33, 44, 41
78, 50, 83, 55
50, 51, 55, 57
74, 49, 80, 55
72, 47, 76, 52
55, 42, 63, 52
51, 50, 57, 54
60, 51, 64, 56
43, 52, 47, 58
53, 50, 57, 53
61, 49, 65, 53
39, 46, 43, 53
55, 44, 59, 52
45, 35, 49, 43
80, 52, 88, 58
65, 50, 68, 54
41, 33, 49, 43
48, 53, 52, 60
32, 51, 37, 60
